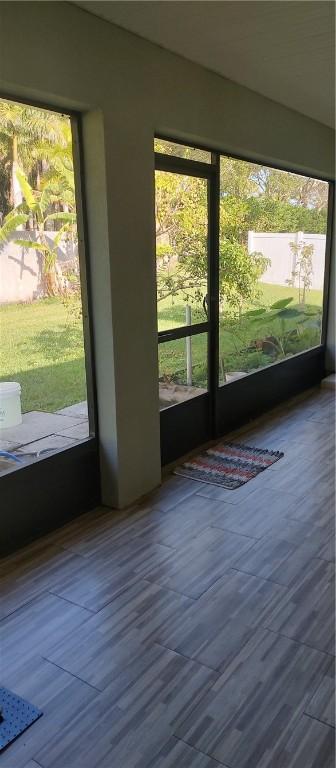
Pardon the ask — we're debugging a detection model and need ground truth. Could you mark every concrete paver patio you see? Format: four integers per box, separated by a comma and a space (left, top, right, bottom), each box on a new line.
0, 402, 89, 474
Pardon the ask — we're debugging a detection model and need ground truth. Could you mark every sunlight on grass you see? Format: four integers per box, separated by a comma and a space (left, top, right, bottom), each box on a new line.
0, 298, 86, 413
157, 283, 323, 332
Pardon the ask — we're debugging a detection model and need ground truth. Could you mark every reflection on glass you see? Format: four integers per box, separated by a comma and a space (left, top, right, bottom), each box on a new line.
218, 156, 328, 384
155, 170, 208, 331
0, 97, 89, 474
158, 334, 208, 410
154, 138, 211, 163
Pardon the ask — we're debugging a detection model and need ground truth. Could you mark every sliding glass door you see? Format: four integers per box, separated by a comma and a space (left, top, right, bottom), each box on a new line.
155, 141, 219, 463
155, 137, 333, 465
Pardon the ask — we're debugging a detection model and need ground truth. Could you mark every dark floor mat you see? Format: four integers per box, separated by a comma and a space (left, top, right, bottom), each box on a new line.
0, 687, 43, 752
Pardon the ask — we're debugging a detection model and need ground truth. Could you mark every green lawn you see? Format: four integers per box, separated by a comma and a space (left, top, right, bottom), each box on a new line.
0, 298, 86, 413
158, 283, 323, 387
157, 282, 323, 331
0, 283, 323, 413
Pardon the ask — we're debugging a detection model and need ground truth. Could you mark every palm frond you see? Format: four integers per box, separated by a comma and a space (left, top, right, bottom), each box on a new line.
15, 169, 36, 210
54, 223, 73, 246
45, 211, 76, 223
14, 239, 50, 253
0, 211, 28, 244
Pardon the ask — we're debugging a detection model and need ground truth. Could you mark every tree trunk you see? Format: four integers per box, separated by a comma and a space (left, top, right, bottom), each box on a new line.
10, 135, 23, 215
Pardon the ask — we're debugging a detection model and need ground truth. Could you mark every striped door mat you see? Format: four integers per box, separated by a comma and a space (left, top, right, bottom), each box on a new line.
174, 442, 284, 489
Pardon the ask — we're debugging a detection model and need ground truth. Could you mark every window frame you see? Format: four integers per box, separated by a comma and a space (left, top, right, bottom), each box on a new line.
0, 93, 100, 552
155, 132, 334, 377
0, 92, 98, 446
155, 134, 334, 462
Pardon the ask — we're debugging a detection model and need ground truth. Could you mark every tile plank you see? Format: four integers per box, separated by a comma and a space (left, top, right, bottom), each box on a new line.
0, 656, 97, 768
176, 628, 332, 768
305, 658, 335, 727
35, 644, 217, 768
233, 538, 323, 586
263, 558, 335, 654
257, 714, 335, 768
0, 593, 90, 670
46, 579, 194, 689
160, 569, 286, 671
138, 737, 224, 767
143, 526, 256, 598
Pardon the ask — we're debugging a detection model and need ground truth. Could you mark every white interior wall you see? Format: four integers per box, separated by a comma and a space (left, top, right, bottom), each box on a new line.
0, 1, 334, 507
326, 217, 336, 373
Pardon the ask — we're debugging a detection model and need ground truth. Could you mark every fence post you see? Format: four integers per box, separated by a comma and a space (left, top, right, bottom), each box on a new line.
185, 305, 192, 386
247, 230, 254, 253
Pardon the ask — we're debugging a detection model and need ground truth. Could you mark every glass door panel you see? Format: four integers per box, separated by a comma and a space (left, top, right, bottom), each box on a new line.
155, 170, 209, 330
155, 150, 214, 462
154, 138, 211, 163
218, 155, 329, 385
159, 333, 208, 410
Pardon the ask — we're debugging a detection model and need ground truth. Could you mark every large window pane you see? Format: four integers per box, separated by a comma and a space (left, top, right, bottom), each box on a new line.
159, 334, 208, 409
155, 170, 208, 330
218, 157, 329, 384
154, 138, 211, 163
0, 98, 90, 474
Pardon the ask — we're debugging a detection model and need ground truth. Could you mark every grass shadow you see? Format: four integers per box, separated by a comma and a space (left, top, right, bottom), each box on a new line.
0, 359, 87, 413
29, 326, 85, 362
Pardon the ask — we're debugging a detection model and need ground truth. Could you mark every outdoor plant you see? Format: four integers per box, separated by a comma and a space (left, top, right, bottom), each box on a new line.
287, 239, 314, 303
0, 169, 76, 296
245, 297, 321, 359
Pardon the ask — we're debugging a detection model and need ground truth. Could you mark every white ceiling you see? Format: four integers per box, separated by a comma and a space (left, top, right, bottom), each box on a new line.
74, 1, 335, 128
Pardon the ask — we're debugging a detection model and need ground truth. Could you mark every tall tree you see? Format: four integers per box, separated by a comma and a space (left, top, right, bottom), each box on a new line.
0, 99, 66, 215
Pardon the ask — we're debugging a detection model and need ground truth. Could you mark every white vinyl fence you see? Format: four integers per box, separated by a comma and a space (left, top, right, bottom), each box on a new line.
0, 229, 327, 304
0, 231, 78, 303
248, 231, 326, 290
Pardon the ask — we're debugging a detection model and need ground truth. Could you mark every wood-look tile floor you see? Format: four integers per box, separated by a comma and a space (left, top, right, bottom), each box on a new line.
1, 387, 335, 768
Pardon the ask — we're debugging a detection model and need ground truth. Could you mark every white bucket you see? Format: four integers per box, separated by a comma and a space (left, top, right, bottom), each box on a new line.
0, 382, 22, 429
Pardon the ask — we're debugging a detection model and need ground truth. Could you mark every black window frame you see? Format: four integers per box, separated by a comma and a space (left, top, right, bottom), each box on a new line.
155, 134, 334, 375
155, 133, 334, 462
0, 92, 100, 553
